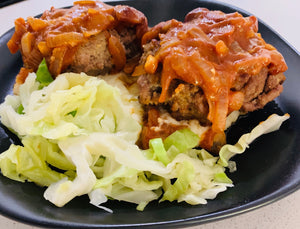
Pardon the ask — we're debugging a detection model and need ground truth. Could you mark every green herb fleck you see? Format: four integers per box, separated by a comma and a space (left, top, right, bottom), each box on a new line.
36, 58, 53, 88
17, 104, 25, 114
67, 110, 77, 117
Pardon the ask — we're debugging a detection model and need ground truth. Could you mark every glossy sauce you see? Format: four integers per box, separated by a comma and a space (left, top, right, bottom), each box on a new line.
142, 8, 287, 150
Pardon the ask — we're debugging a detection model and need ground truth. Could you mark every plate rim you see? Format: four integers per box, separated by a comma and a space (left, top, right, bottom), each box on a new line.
0, 0, 299, 228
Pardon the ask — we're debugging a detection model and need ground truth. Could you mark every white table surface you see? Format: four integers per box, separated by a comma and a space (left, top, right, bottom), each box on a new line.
0, 0, 299, 228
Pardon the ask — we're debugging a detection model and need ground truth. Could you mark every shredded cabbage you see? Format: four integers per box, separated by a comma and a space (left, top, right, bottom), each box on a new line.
218, 113, 290, 167
0, 136, 66, 186
0, 69, 289, 211
0, 72, 141, 141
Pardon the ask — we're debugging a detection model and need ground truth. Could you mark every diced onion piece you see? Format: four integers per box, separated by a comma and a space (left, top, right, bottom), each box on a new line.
49, 46, 68, 76
38, 41, 51, 56
265, 43, 276, 51
141, 19, 181, 45
114, 5, 145, 24
62, 47, 78, 69
21, 32, 34, 56
108, 35, 126, 71
83, 30, 100, 38
25, 48, 43, 70
13, 67, 33, 95
174, 84, 185, 94
123, 55, 140, 74
144, 55, 158, 74
131, 65, 146, 77
74, 0, 97, 6
87, 8, 98, 14
27, 17, 49, 31
215, 40, 228, 56
228, 91, 244, 112
46, 32, 84, 48
7, 18, 27, 54
85, 10, 115, 33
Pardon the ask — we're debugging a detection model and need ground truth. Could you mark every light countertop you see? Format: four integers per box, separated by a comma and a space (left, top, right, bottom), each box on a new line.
0, 0, 299, 228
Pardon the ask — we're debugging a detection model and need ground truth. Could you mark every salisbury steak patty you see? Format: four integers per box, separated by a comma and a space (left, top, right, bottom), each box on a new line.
137, 7, 287, 151
8, 1, 148, 82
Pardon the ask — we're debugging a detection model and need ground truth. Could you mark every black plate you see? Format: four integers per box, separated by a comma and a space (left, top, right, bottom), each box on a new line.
0, 0, 299, 228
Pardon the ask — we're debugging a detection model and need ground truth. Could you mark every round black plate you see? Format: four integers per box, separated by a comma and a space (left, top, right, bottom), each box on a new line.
0, 0, 299, 228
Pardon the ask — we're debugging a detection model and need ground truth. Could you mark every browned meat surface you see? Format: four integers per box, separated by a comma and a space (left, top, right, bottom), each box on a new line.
241, 72, 286, 112
116, 27, 140, 59
69, 32, 112, 75
68, 27, 140, 76
169, 83, 209, 124
137, 73, 161, 105
138, 73, 210, 124
241, 68, 269, 104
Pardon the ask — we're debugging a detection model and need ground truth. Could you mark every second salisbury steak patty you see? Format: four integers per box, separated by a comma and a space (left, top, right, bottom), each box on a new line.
137, 8, 287, 152
7, 1, 148, 78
